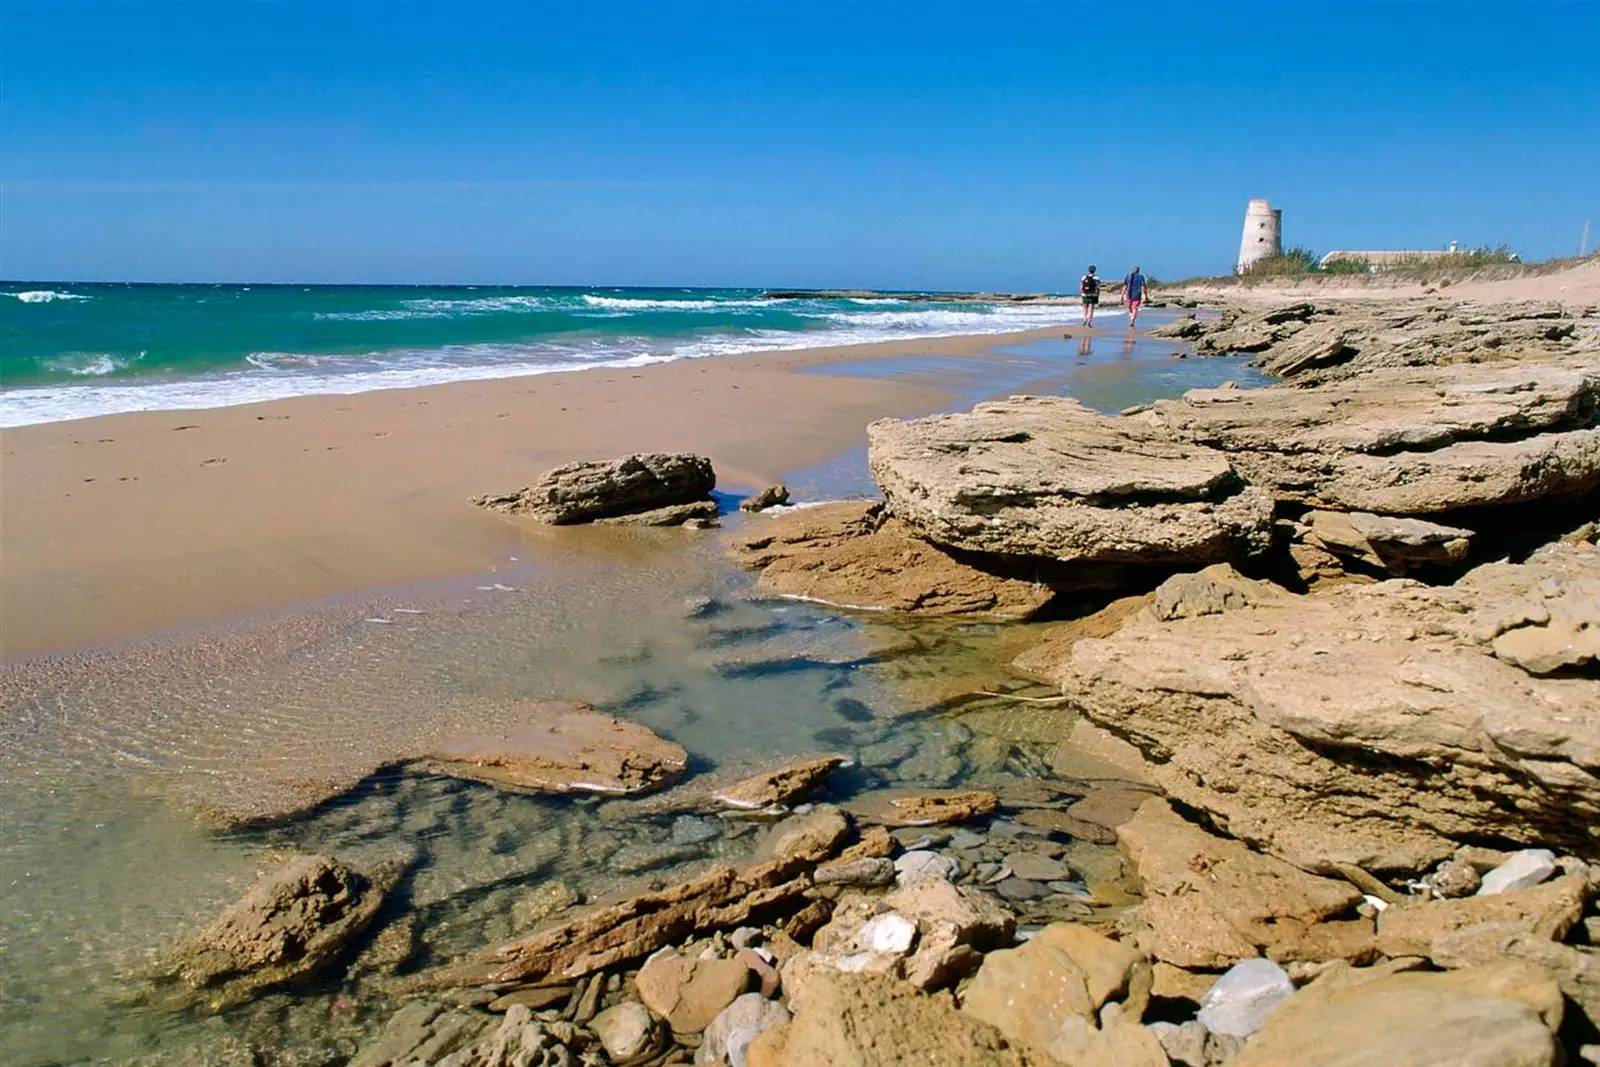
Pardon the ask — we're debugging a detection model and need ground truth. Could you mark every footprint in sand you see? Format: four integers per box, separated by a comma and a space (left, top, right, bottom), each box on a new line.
173, 425, 199, 432
201, 457, 227, 466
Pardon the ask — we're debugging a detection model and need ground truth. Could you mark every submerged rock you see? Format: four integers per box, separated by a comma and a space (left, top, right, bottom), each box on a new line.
712, 753, 848, 809
846, 788, 1000, 827
868, 395, 1275, 568
727, 501, 1057, 619
157, 854, 385, 1012
418, 702, 687, 797
473, 452, 716, 524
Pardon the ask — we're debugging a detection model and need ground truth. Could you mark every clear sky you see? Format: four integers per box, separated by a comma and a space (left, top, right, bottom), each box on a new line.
2, 1, 1595, 289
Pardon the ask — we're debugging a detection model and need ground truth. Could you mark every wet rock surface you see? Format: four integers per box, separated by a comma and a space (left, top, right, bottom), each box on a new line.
420, 702, 689, 798
156, 854, 386, 1012
474, 452, 717, 525
727, 501, 1057, 618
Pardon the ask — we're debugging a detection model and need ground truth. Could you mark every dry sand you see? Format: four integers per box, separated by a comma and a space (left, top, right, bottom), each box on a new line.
1166, 256, 1600, 306
0, 326, 1077, 660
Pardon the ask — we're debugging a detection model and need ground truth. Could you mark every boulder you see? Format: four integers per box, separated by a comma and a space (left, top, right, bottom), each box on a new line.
1479, 850, 1560, 896
1115, 799, 1364, 968
1195, 958, 1295, 1038
726, 502, 1056, 619
473, 452, 716, 524
419, 703, 687, 797
1150, 361, 1600, 515
961, 923, 1152, 1043
762, 805, 851, 861
1230, 964, 1563, 1067
1052, 543, 1600, 873
867, 396, 1275, 568
740, 484, 791, 512
589, 1000, 661, 1064
593, 499, 720, 527
636, 950, 752, 1034
158, 854, 385, 1011
695, 992, 791, 1067
776, 969, 1055, 1067
712, 754, 848, 809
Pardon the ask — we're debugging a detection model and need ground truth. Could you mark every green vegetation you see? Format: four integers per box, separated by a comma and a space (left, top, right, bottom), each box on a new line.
1240, 246, 1320, 277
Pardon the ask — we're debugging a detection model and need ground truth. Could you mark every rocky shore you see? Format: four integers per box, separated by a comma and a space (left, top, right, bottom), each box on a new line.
124, 292, 1598, 1066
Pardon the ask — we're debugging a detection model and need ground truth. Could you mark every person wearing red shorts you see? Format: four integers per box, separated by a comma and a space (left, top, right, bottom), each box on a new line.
1122, 265, 1148, 328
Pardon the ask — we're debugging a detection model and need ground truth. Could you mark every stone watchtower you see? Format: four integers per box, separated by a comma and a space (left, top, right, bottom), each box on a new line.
1236, 198, 1283, 273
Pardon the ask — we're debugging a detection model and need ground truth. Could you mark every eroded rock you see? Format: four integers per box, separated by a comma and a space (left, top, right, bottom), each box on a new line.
867, 396, 1275, 568
473, 452, 716, 524
419, 703, 688, 797
1115, 799, 1365, 969
157, 854, 385, 1012
727, 502, 1057, 619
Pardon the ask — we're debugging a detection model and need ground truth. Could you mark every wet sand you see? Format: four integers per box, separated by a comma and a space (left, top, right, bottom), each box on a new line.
1, 325, 1085, 660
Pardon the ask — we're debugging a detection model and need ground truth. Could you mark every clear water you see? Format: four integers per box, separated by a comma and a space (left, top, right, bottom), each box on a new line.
0, 284, 1100, 426
0, 325, 1255, 1066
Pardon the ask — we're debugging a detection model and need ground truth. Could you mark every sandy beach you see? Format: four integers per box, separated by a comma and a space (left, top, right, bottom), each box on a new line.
0, 325, 1081, 660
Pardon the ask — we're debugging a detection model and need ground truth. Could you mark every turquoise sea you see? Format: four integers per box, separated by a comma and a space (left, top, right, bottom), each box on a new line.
0, 283, 1090, 426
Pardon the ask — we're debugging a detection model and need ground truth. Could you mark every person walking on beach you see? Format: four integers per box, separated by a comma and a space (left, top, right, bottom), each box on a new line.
1079, 265, 1101, 327
1123, 265, 1148, 328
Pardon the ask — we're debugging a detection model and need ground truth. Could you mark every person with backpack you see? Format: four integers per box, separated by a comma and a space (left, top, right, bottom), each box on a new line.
1122, 264, 1148, 327
1079, 265, 1101, 326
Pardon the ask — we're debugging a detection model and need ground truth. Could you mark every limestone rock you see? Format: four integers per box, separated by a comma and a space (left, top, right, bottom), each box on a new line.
1374, 875, 1588, 959
418, 832, 847, 989
695, 992, 791, 1067
1053, 544, 1600, 873
713, 754, 847, 809
1230, 964, 1562, 1067
637, 950, 751, 1034
867, 395, 1275, 567
473, 452, 715, 524
349, 1001, 495, 1067
1307, 510, 1472, 574
589, 1000, 660, 1064
593, 499, 720, 527
740, 484, 791, 512
419, 702, 687, 797
846, 788, 1000, 827
1148, 562, 1284, 620
159, 854, 385, 1011
1431, 925, 1600, 1032
1115, 799, 1363, 968
960, 924, 1159, 1065
1151, 360, 1600, 514
893, 850, 958, 885
726, 502, 1056, 619
763, 804, 850, 861
1479, 850, 1559, 896
813, 856, 896, 888
434, 1004, 573, 1067
884, 878, 1015, 953
777, 969, 1054, 1067
1195, 958, 1295, 1038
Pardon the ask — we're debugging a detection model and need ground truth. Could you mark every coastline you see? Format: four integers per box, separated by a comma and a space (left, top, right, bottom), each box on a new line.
0, 323, 1083, 660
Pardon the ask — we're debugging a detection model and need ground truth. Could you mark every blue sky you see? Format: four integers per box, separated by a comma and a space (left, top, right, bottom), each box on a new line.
2, 1, 1595, 289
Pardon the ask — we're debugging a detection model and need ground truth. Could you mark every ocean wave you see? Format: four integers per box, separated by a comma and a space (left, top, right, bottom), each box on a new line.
40, 352, 136, 377
0, 301, 1095, 427
580, 294, 768, 312
7, 290, 91, 303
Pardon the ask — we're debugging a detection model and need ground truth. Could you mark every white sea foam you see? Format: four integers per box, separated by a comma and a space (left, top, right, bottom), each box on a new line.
8, 290, 91, 303
0, 300, 1098, 427
40, 353, 133, 377
579, 294, 768, 311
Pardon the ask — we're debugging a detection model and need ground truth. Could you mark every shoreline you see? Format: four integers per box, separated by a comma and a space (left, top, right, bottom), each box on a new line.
0, 322, 1090, 661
